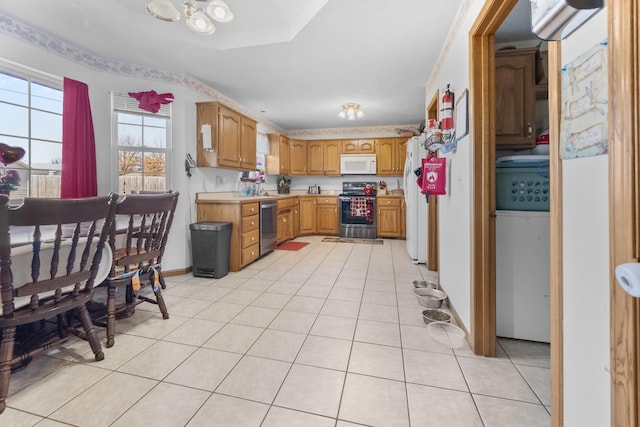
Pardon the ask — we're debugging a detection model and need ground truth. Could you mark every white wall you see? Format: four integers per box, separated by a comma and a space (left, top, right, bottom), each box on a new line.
560, 9, 611, 425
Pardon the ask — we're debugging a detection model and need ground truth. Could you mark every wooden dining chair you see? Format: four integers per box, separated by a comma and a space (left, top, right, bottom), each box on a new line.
99, 191, 179, 348
0, 193, 119, 414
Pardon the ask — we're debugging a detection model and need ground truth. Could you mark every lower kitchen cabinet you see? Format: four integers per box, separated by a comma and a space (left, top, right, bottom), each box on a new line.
316, 196, 338, 235
277, 197, 297, 244
196, 198, 260, 272
377, 196, 403, 238
298, 196, 317, 235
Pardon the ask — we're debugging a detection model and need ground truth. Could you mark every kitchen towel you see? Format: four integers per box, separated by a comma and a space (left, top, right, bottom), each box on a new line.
128, 90, 174, 113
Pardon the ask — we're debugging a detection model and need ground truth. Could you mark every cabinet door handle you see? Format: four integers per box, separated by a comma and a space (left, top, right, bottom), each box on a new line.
251, 221, 255, 226
527, 123, 532, 137
334, 208, 337, 213
251, 236, 255, 241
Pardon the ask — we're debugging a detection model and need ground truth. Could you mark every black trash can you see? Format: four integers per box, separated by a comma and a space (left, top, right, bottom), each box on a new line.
190, 221, 232, 279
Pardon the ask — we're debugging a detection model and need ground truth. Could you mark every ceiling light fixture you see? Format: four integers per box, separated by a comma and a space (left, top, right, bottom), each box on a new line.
338, 103, 364, 120
146, 0, 234, 35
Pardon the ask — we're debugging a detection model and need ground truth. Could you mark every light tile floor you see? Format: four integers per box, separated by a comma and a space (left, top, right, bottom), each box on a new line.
3, 236, 551, 426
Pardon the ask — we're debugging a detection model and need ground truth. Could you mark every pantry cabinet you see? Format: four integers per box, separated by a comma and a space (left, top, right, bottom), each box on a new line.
342, 139, 376, 154
307, 140, 341, 176
196, 101, 257, 171
266, 134, 290, 175
298, 196, 317, 235
376, 138, 407, 176
289, 138, 308, 175
495, 47, 539, 149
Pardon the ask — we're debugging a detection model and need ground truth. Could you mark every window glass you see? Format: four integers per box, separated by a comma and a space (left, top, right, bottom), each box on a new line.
0, 73, 28, 106
31, 110, 62, 142
0, 103, 28, 137
31, 82, 63, 113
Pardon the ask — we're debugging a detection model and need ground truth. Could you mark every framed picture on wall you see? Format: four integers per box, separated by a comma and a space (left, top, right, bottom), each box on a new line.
455, 88, 469, 139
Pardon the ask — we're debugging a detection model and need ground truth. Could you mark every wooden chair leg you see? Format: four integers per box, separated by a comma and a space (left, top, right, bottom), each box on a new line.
106, 285, 117, 348
0, 327, 17, 414
154, 288, 169, 320
76, 305, 104, 362
158, 271, 167, 290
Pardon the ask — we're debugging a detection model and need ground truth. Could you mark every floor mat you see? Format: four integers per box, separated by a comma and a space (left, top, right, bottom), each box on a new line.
322, 237, 384, 245
276, 241, 310, 251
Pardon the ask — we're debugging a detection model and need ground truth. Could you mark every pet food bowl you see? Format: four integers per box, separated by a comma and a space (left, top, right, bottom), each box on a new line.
422, 309, 451, 325
415, 288, 447, 308
427, 321, 466, 349
413, 279, 438, 289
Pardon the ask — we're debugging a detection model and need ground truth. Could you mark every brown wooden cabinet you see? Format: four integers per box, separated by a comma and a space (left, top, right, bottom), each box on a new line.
196, 101, 257, 171
307, 140, 341, 176
289, 139, 307, 175
292, 197, 300, 237
376, 137, 407, 176
298, 196, 317, 235
342, 139, 376, 154
266, 134, 290, 175
277, 197, 296, 244
316, 196, 338, 235
195, 198, 260, 272
377, 197, 403, 238
495, 47, 538, 149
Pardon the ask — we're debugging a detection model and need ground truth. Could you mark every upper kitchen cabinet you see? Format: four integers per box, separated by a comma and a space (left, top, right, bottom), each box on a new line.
307, 140, 340, 176
376, 137, 407, 176
266, 134, 290, 175
196, 101, 257, 171
495, 47, 541, 149
342, 139, 376, 154
289, 138, 308, 175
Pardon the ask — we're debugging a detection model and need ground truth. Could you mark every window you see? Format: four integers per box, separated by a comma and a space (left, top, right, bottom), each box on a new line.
0, 64, 63, 200
112, 92, 171, 194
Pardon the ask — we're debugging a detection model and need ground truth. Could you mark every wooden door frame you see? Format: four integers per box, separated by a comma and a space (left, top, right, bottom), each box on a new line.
609, 1, 640, 426
468, 1, 564, 425
427, 91, 439, 272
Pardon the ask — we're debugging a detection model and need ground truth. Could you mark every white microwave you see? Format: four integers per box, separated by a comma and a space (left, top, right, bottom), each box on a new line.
340, 154, 377, 175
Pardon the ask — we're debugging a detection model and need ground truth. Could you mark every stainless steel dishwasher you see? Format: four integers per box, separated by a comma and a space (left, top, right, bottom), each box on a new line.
259, 200, 277, 256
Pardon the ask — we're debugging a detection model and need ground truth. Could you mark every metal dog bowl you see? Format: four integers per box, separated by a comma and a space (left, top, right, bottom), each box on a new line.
413, 279, 438, 289
422, 309, 451, 325
415, 288, 447, 308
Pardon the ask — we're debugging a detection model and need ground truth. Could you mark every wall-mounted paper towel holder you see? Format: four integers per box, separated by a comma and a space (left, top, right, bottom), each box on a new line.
615, 263, 640, 298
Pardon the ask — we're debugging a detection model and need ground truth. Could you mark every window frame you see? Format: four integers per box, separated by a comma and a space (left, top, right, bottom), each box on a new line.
110, 92, 173, 194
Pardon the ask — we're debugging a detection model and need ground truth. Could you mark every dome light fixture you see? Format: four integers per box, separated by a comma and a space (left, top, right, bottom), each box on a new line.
146, 0, 234, 35
338, 103, 365, 120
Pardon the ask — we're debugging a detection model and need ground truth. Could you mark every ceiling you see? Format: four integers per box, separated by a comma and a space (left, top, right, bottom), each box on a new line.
0, 0, 536, 132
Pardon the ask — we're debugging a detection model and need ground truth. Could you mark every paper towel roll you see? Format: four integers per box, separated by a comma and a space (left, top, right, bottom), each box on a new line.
615, 263, 640, 298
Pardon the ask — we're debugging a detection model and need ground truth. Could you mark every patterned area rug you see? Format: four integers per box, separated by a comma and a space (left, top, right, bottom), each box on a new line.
276, 241, 310, 251
322, 237, 384, 245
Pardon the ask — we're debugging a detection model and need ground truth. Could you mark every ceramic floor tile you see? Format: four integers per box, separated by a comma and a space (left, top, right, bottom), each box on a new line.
396, 292, 420, 308
296, 284, 333, 298
94, 334, 157, 370
284, 295, 326, 314
498, 338, 551, 368
216, 355, 291, 404
406, 383, 483, 427
195, 301, 245, 322
49, 372, 157, 427
267, 281, 304, 295
354, 319, 401, 347
320, 299, 360, 318
358, 302, 399, 324
7, 363, 110, 417
348, 341, 405, 381
250, 292, 292, 310
0, 407, 44, 426
516, 364, 552, 405
162, 297, 213, 317
162, 283, 209, 298
364, 278, 397, 293
310, 314, 357, 340
219, 289, 262, 305
333, 277, 366, 290
262, 406, 335, 427
247, 329, 307, 362
165, 347, 241, 391
120, 312, 189, 340
190, 285, 233, 301
399, 324, 453, 355
335, 421, 364, 427
7, 356, 69, 397
362, 289, 397, 306
161, 318, 225, 346
295, 334, 351, 371
230, 306, 281, 328
269, 309, 317, 334
458, 356, 539, 403
187, 393, 269, 427
239, 278, 275, 292
339, 373, 409, 427
403, 349, 468, 391
474, 394, 551, 427
110, 382, 210, 427
274, 364, 345, 417
203, 323, 265, 354
328, 287, 363, 302
398, 306, 428, 327
117, 340, 196, 380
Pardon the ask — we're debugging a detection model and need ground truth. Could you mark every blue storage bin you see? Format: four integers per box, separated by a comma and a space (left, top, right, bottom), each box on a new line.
496, 163, 549, 211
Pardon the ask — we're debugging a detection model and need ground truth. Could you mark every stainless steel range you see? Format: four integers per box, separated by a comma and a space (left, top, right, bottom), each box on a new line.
339, 182, 377, 239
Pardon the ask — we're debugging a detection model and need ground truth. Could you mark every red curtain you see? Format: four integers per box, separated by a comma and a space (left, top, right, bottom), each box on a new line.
61, 77, 97, 198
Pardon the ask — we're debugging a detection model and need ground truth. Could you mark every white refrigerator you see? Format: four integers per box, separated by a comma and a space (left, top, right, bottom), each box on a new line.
403, 135, 427, 263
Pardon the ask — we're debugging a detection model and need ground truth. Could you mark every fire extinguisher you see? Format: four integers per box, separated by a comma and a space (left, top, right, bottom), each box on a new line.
440, 84, 454, 130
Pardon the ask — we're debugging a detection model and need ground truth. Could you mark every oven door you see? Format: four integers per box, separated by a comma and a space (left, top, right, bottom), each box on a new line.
339, 196, 377, 239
